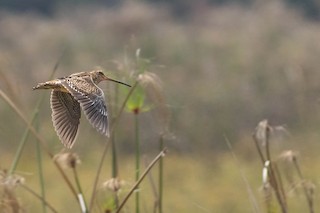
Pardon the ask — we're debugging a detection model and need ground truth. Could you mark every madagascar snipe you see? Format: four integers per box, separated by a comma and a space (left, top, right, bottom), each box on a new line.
33, 70, 131, 148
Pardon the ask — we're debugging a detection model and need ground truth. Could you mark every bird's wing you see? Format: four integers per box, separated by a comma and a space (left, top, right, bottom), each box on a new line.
60, 76, 109, 136
50, 90, 81, 148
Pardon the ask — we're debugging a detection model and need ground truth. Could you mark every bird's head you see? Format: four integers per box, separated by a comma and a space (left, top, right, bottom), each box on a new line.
90, 70, 131, 87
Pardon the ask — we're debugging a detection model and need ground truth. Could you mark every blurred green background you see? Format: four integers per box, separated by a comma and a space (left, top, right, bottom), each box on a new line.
1, 0, 320, 212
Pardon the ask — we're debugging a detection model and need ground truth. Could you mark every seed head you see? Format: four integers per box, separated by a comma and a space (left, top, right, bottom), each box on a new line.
254, 119, 272, 146
0, 174, 25, 189
102, 178, 124, 192
303, 180, 316, 197
278, 150, 299, 163
137, 72, 171, 133
54, 152, 81, 169
137, 72, 164, 108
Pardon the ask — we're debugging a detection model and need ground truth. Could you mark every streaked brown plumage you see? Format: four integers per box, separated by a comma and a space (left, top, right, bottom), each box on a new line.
33, 70, 131, 148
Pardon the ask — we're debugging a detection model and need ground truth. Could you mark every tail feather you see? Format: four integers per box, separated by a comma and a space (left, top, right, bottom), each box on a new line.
33, 82, 52, 90
32, 80, 60, 90
33, 83, 45, 90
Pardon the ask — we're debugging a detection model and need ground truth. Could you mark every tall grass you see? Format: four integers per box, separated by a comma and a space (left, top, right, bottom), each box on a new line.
252, 120, 315, 213
0, 47, 169, 212
1, 1, 320, 212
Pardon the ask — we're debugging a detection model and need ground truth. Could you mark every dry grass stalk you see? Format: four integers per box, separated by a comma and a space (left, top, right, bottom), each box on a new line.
0, 171, 24, 213
116, 148, 167, 213
278, 150, 315, 213
0, 89, 78, 200
253, 120, 287, 213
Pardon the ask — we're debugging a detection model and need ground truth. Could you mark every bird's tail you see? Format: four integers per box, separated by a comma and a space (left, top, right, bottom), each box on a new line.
33, 80, 59, 90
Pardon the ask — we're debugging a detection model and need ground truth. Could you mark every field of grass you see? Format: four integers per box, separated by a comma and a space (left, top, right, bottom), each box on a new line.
2, 135, 320, 212
1, 1, 320, 212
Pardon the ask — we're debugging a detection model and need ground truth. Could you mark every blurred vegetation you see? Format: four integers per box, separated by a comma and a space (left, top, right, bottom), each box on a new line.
2, 0, 320, 151
1, 0, 320, 212
2, 0, 320, 19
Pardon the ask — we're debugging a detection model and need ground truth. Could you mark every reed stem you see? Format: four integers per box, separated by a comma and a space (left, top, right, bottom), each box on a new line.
134, 113, 140, 213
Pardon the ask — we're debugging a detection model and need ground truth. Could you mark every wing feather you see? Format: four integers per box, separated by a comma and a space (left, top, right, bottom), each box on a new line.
50, 90, 81, 148
60, 76, 109, 136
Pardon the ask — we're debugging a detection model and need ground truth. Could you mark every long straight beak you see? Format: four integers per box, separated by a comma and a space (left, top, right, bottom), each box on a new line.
106, 77, 131, 87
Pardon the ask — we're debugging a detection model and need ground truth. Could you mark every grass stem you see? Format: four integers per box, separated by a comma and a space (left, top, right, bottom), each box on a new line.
20, 184, 57, 213
158, 135, 164, 213
0, 89, 78, 201
292, 159, 314, 213
73, 168, 88, 213
89, 81, 138, 211
116, 148, 167, 213
224, 135, 260, 213
8, 55, 60, 175
134, 113, 140, 213
35, 116, 47, 213
111, 135, 119, 208
263, 126, 287, 213
8, 108, 41, 175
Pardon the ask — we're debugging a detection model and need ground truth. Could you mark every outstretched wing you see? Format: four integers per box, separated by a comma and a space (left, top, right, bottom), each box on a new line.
60, 76, 109, 136
50, 90, 81, 148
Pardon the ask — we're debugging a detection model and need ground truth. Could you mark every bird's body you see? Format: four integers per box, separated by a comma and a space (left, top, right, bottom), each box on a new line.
33, 70, 130, 148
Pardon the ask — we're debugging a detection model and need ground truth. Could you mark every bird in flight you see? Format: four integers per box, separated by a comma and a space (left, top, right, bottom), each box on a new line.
33, 69, 131, 148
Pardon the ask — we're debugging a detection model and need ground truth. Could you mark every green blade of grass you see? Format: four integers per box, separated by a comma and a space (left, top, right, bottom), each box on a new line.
134, 113, 140, 213
0, 89, 78, 201
224, 135, 261, 213
35, 116, 47, 213
8, 107, 41, 175
111, 83, 120, 209
9, 51, 62, 174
